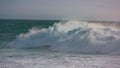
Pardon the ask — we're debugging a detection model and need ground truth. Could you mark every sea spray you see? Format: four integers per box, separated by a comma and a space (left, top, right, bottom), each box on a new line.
9, 20, 120, 55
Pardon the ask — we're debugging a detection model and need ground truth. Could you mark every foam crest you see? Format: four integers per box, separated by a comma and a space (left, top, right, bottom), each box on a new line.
9, 20, 120, 55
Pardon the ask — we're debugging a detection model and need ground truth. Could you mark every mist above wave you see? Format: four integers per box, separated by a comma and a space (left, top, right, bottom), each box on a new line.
9, 20, 120, 55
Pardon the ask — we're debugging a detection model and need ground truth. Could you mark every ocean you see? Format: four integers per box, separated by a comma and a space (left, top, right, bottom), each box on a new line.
0, 19, 120, 68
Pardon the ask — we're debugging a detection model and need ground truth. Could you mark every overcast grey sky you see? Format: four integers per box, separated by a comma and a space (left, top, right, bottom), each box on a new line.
0, 0, 120, 20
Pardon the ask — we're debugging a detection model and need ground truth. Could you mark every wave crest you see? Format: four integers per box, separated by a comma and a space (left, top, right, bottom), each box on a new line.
9, 20, 120, 55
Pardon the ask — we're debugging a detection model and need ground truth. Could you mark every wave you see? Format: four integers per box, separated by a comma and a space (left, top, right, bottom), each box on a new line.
9, 20, 120, 55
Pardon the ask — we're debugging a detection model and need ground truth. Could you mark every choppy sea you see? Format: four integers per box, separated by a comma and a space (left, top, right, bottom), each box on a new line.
0, 19, 120, 68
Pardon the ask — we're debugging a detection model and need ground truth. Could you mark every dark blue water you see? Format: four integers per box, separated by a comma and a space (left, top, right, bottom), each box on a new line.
0, 19, 60, 48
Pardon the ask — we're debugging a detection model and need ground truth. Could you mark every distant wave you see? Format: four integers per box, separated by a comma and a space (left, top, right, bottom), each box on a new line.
9, 20, 120, 55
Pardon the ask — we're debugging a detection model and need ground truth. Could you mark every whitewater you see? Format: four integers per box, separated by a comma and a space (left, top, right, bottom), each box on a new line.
9, 20, 120, 55
0, 20, 120, 68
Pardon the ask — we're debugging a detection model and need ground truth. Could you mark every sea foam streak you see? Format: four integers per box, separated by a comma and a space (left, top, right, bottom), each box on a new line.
9, 20, 120, 55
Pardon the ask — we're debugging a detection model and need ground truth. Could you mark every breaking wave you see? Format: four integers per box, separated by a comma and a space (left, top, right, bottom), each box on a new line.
9, 20, 120, 55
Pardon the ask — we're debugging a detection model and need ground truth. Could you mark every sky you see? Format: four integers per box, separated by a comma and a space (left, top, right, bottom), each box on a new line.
0, 0, 120, 21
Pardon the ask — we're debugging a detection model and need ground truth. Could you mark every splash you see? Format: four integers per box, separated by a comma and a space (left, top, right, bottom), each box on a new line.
9, 20, 120, 55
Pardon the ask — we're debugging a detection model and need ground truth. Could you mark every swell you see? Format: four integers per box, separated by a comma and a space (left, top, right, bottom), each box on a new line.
8, 20, 120, 55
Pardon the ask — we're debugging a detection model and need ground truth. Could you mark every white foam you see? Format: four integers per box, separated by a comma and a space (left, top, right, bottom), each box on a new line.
9, 20, 120, 54
1, 54, 120, 68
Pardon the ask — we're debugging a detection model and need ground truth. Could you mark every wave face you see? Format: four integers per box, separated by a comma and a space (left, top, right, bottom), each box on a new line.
9, 20, 120, 55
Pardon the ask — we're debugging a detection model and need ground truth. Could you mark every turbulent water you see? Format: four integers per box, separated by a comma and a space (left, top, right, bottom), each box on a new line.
0, 19, 120, 68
